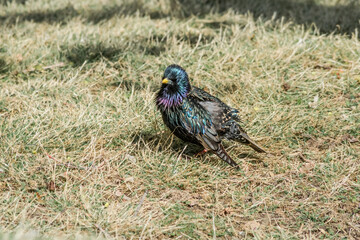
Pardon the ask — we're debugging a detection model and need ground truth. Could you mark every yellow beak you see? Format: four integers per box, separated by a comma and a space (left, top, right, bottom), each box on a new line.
162, 78, 169, 84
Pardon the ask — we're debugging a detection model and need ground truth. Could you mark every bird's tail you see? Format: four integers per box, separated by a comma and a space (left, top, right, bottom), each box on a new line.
238, 132, 267, 153
226, 121, 267, 153
215, 144, 239, 168
247, 137, 267, 153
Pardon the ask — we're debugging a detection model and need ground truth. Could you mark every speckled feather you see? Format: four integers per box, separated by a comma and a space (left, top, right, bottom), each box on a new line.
156, 65, 266, 168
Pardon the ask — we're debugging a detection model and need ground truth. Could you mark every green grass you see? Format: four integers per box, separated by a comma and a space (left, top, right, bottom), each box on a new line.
0, 0, 360, 239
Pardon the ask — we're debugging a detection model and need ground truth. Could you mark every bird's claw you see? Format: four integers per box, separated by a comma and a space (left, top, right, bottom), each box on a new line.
195, 149, 208, 157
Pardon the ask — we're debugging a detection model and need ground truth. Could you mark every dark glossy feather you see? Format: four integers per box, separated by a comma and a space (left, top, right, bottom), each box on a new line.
191, 87, 267, 153
156, 65, 266, 168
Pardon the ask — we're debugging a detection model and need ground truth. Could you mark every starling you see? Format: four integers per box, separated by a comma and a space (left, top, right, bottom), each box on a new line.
155, 64, 266, 168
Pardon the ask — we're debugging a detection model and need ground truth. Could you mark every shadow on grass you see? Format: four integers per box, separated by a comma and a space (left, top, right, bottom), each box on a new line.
129, 129, 202, 156
61, 38, 166, 66
82, 1, 166, 24
0, 57, 12, 74
0, 4, 78, 25
0, 1, 164, 26
61, 42, 124, 66
1, 1, 360, 37
131, 129, 261, 168
0, 0, 27, 5
176, 0, 360, 36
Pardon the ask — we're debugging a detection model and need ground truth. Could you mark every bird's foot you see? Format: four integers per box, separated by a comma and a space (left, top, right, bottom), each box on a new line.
195, 149, 208, 157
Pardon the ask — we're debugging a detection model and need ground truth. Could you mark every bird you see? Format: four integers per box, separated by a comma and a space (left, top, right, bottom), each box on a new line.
155, 64, 266, 168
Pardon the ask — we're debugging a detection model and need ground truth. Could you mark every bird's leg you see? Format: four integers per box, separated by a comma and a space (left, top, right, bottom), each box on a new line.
195, 148, 208, 157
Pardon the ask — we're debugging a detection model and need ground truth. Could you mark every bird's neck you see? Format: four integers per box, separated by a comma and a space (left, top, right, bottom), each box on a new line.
156, 88, 189, 110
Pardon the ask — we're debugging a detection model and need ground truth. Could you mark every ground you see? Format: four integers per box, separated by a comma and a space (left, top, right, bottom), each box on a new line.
0, 0, 359, 239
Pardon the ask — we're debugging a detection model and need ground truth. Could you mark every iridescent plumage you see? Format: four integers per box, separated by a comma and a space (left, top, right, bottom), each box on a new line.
156, 65, 266, 168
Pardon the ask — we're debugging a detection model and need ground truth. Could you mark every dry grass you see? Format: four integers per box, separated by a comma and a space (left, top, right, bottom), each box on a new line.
0, 0, 359, 239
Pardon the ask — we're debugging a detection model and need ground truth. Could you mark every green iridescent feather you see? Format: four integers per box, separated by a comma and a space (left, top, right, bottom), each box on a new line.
156, 65, 266, 168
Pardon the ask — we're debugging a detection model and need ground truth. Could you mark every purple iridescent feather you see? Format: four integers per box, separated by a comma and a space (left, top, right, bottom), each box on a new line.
155, 64, 266, 168
156, 64, 191, 109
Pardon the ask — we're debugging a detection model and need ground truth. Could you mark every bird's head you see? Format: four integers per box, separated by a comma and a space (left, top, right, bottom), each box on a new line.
156, 65, 191, 108
161, 64, 191, 94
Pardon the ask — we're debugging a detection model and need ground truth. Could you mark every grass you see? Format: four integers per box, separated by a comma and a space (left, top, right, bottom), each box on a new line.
0, 0, 359, 239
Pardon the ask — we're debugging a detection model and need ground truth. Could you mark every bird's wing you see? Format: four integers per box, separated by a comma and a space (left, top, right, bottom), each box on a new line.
190, 87, 242, 123
189, 87, 266, 154
180, 97, 220, 151
189, 87, 223, 103
181, 95, 239, 167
